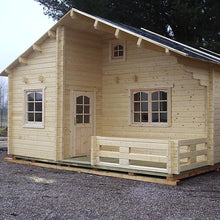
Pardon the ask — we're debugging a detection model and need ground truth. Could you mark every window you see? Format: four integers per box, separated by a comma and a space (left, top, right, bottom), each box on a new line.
110, 40, 126, 60
113, 45, 124, 58
24, 88, 44, 128
131, 89, 170, 125
76, 95, 90, 124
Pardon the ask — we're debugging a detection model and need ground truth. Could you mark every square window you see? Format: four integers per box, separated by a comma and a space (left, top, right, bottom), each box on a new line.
141, 113, 148, 122
134, 113, 140, 122
28, 103, 34, 111
152, 102, 159, 111
152, 113, 159, 122
134, 102, 140, 111
141, 102, 148, 111
84, 115, 90, 123
160, 102, 167, 111
28, 113, 34, 121
76, 115, 83, 124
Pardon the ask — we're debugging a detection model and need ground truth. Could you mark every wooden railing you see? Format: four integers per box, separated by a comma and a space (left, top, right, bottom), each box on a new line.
178, 138, 208, 173
91, 136, 209, 175
91, 136, 176, 174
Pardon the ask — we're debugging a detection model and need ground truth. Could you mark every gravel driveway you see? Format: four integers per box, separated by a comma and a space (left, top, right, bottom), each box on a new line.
0, 150, 220, 220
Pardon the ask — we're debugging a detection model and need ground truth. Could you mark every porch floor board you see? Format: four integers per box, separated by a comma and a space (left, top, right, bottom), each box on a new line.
62, 156, 91, 165
61, 156, 167, 177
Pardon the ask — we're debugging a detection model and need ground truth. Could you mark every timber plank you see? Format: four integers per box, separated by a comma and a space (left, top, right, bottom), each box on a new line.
4, 157, 178, 186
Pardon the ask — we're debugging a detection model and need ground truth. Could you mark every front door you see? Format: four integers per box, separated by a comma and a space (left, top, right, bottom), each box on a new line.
72, 91, 94, 156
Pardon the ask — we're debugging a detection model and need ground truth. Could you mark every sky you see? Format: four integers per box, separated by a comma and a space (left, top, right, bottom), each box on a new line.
0, 0, 55, 73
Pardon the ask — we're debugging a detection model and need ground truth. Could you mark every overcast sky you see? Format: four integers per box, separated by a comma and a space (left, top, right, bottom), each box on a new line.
0, 0, 55, 73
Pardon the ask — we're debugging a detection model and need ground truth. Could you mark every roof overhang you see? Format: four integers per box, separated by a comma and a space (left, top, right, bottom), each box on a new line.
1, 8, 219, 77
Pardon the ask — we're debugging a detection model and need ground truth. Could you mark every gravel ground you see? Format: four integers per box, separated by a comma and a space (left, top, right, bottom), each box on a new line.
0, 150, 220, 220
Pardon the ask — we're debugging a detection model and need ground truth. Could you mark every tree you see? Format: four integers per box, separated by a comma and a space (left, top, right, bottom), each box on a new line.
35, 0, 220, 53
0, 77, 8, 128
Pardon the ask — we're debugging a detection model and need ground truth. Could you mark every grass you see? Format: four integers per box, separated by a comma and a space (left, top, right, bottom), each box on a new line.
0, 127, 7, 137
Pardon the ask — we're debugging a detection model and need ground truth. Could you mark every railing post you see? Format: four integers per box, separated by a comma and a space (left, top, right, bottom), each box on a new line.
177, 141, 180, 174
91, 136, 97, 166
119, 146, 129, 166
167, 141, 173, 174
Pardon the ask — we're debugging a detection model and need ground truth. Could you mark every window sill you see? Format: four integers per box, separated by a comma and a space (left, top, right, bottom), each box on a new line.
130, 123, 171, 127
23, 123, 44, 129
110, 57, 126, 62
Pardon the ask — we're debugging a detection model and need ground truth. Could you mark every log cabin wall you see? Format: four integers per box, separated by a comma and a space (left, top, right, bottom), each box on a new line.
8, 37, 57, 160
213, 67, 220, 164
101, 38, 209, 140
63, 27, 102, 158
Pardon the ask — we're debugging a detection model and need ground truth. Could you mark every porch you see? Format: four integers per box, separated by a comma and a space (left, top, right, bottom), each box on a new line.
62, 136, 210, 176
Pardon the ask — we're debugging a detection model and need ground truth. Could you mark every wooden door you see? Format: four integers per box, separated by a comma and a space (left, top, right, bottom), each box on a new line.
72, 91, 94, 156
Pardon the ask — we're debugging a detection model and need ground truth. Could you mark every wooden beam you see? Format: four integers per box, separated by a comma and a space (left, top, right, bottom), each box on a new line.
5, 68, 12, 74
115, 28, 120, 38
137, 37, 142, 47
4, 157, 179, 185
165, 48, 170, 55
48, 30, 56, 39
70, 9, 76, 19
33, 44, 42, 52
93, 20, 99, 29
18, 57, 28, 65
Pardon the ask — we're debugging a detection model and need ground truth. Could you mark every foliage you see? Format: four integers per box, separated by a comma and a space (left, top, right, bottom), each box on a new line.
35, 0, 220, 53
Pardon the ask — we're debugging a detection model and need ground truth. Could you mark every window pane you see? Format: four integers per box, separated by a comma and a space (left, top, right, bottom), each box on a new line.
114, 51, 118, 57
152, 113, 159, 122
152, 91, 159, 100
141, 102, 148, 111
84, 105, 90, 114
160, 102, 167, 111
28, 103, 34, 111
35, 103, 42, 111
28, 113, 34, 121
84, 96, 90, 104
141, 92, 148, 101
152, 102, 159, 111
84, 115, 90, 123
28, 93, 34, 101
119, 45, 123, 50
35, 113, 42, 122
114, 45, 119, 50
134, 113, 140, 122
76, 115, 83, 124
160, 91, 167, 100
134, 102, 140, 111
76, 105, 83, 114
134, 92, 140, 101
119, 51, 123, 56
160, 113, 167, 122
141, 113, 148, 122
76, 96, 83, 104
35, 93, 42, 101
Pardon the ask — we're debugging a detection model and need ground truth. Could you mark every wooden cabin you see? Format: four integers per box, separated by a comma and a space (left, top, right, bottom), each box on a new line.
1, 9, 220, 178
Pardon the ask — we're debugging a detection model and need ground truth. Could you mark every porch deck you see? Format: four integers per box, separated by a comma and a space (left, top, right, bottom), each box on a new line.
91, 136, 210, 175
61, 136, 209, 177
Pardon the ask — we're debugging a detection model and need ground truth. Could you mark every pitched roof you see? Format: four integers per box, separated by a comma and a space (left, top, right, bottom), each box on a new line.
1, 8, 219, 76
82, 9, 220, 64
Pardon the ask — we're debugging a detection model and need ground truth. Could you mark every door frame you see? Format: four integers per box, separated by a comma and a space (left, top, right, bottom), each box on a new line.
70, 90, 96, 157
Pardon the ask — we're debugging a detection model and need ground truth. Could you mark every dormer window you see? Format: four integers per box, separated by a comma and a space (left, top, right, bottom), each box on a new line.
110, 40, 126, 61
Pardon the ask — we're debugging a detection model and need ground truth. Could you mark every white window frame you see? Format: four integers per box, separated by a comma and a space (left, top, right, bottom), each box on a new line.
109, 40, 126, 61
23, 87, 45, 128
129, 88, 171, 127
